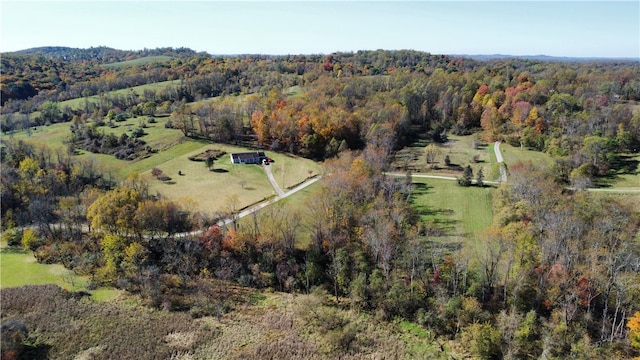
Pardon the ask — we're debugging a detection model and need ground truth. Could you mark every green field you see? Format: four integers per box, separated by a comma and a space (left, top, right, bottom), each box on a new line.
4, 114, 188, 169
410, 177, 494, 247
496, 141, 554, 168
102, 55, 173, 69
393, 134, 494, 179
3, 111, 323, 214
144, 144, 322, 215
58, 80, 180, 110
0, 242, 121, 302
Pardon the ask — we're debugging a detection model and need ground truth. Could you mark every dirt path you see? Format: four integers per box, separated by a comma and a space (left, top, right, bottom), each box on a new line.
494, 141, 507, 182
263, 163, 286, 197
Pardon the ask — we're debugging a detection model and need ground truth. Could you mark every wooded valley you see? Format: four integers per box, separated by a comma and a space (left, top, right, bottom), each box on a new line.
1, 47, 639, 359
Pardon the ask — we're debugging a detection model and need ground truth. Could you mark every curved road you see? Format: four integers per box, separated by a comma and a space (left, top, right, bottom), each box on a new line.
263, 163, 286, 197
217, 174, 321, 228
494, 141, 507, 182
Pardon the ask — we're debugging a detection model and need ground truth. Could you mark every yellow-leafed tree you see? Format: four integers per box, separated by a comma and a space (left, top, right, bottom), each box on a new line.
628, 311, 640, 351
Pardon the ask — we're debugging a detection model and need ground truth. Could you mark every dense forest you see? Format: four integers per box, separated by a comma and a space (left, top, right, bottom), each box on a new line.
1, 47, 639, 359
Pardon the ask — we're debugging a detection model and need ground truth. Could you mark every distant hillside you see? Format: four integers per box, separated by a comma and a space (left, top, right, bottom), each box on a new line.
102, 56, 175, 69
459, 54, 640, 62
8, 46, 198, 64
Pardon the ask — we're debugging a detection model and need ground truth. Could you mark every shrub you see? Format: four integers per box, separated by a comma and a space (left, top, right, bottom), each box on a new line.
21, 229, 41, 251
461, 322, 502, 359
1, 318, 28, 357
4, 229, 22, 247
0, 285, 220, 360
131, 127, 145, 138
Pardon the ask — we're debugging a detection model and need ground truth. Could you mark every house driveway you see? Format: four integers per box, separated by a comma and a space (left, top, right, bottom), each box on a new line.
263, 163, 286, 197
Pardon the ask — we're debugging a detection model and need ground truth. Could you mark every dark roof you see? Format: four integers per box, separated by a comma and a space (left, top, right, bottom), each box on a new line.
231, 151, 266, 161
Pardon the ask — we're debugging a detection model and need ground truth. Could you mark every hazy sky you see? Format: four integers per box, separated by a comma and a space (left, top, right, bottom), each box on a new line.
1, 1, 638, 58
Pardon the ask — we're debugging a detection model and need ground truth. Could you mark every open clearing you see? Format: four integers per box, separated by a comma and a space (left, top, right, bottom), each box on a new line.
410, 177, 494, 249
102, 55, 174, 68
0, 242, 121, 302
393, 134, 496, 180
58, 80, 180, 110
4, 112, 185, 155
3, 115, 323, 214
144, 144, 322, 215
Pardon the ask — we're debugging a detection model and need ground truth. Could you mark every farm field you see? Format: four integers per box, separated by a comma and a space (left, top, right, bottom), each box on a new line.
2, 111, 323, 215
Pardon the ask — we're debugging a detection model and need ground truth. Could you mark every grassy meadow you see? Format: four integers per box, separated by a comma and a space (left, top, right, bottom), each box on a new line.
102, 55, 173, 69
0, 240, 121, 302
496, 141, 554, 168
58, 80, 180, 110
410, 177, 494, 248
392, 134, 494, 179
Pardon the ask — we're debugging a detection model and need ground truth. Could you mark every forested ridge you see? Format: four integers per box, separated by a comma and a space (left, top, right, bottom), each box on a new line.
1, 47, 639, 359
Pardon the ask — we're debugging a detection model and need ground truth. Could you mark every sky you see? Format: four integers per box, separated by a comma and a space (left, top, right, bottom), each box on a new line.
1, 1, 639, 58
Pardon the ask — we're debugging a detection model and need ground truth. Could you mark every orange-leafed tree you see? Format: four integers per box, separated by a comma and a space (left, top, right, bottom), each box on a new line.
628, 311, 640, 351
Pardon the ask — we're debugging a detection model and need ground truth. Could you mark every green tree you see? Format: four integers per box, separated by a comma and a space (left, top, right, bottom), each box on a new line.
458, 165, 473, 187
86, 187, 143, 236
476, 167, 484, 187
100, 233, 130, 281
424, 144, 441, 168
40, 101, 61, 124
461, 322, 502, 359
21, 228, 40, 251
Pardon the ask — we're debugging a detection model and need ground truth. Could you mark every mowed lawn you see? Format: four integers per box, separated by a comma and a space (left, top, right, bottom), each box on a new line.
3, 115, 323, 215
144, 144, 322, 215
0, 245, 121, 302
410, 177, 494, 247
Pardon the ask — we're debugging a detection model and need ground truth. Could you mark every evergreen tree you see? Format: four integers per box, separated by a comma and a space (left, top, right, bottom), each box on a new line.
476, 167, 484, 187
458, 165, 473, 187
